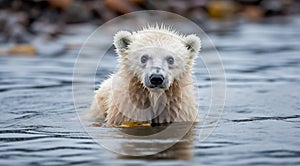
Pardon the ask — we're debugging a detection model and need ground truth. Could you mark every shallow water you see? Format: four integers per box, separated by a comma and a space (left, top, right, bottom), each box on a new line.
1, 16, 300, 165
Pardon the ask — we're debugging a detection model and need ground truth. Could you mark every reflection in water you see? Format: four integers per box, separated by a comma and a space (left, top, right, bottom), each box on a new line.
119, 123, 196, 160
85, 122, 196, 160
117, 135, 194, 160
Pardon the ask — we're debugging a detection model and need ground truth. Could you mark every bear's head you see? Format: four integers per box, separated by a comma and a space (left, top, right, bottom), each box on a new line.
113, 26, 201, 91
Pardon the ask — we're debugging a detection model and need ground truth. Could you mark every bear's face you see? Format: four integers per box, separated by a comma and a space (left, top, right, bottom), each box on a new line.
113, 28, 201, 90
127, 47, 183, 89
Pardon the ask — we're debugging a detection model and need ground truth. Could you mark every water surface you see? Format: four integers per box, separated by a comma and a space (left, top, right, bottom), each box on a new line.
0, 16, 300, 165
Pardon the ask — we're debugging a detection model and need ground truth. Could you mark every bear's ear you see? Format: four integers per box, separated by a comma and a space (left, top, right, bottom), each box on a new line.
184, 34, 201, 54
113, 31, 132, 51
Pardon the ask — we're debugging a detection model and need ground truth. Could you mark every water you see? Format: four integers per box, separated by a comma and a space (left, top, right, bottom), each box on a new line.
1, 16, 300, 165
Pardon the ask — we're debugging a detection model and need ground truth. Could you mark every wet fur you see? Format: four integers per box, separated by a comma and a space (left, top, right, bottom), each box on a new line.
88, 70, 198, 126
88, 26, 200, 126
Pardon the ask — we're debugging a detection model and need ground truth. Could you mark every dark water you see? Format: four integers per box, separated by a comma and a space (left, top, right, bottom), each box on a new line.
1, 16, 300, 165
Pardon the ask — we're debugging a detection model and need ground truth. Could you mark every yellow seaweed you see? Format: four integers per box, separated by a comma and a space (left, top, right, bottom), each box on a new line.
120, 122, 151, 128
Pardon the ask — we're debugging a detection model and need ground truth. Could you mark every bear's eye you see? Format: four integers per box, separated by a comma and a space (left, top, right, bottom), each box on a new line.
166, 56, 174, 65
141, 54, 149, 63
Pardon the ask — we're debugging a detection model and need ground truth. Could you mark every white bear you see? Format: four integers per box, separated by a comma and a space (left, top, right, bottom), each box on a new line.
88, 26, 201, 126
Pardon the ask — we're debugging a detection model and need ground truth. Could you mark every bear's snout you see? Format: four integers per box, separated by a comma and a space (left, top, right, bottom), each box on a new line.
144, 67, 169, 89
150, 74, 164, 86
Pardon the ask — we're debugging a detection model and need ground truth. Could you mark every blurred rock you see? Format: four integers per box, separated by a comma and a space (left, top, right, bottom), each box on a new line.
0, 0, 299, 54
207, 0, 238, 20
65, 1, 92, 23
47, 0, 72, 10
261, 0, 288, 16
7, 44, 37, 56
104, 0, 143, 14
243, 5, 264, 22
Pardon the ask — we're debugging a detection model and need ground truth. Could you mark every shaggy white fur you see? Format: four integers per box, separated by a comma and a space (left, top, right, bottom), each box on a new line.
88, 26, 201, 126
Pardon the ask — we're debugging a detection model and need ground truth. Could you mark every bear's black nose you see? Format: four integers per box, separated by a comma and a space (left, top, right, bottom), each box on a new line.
149, 74, 164, 86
